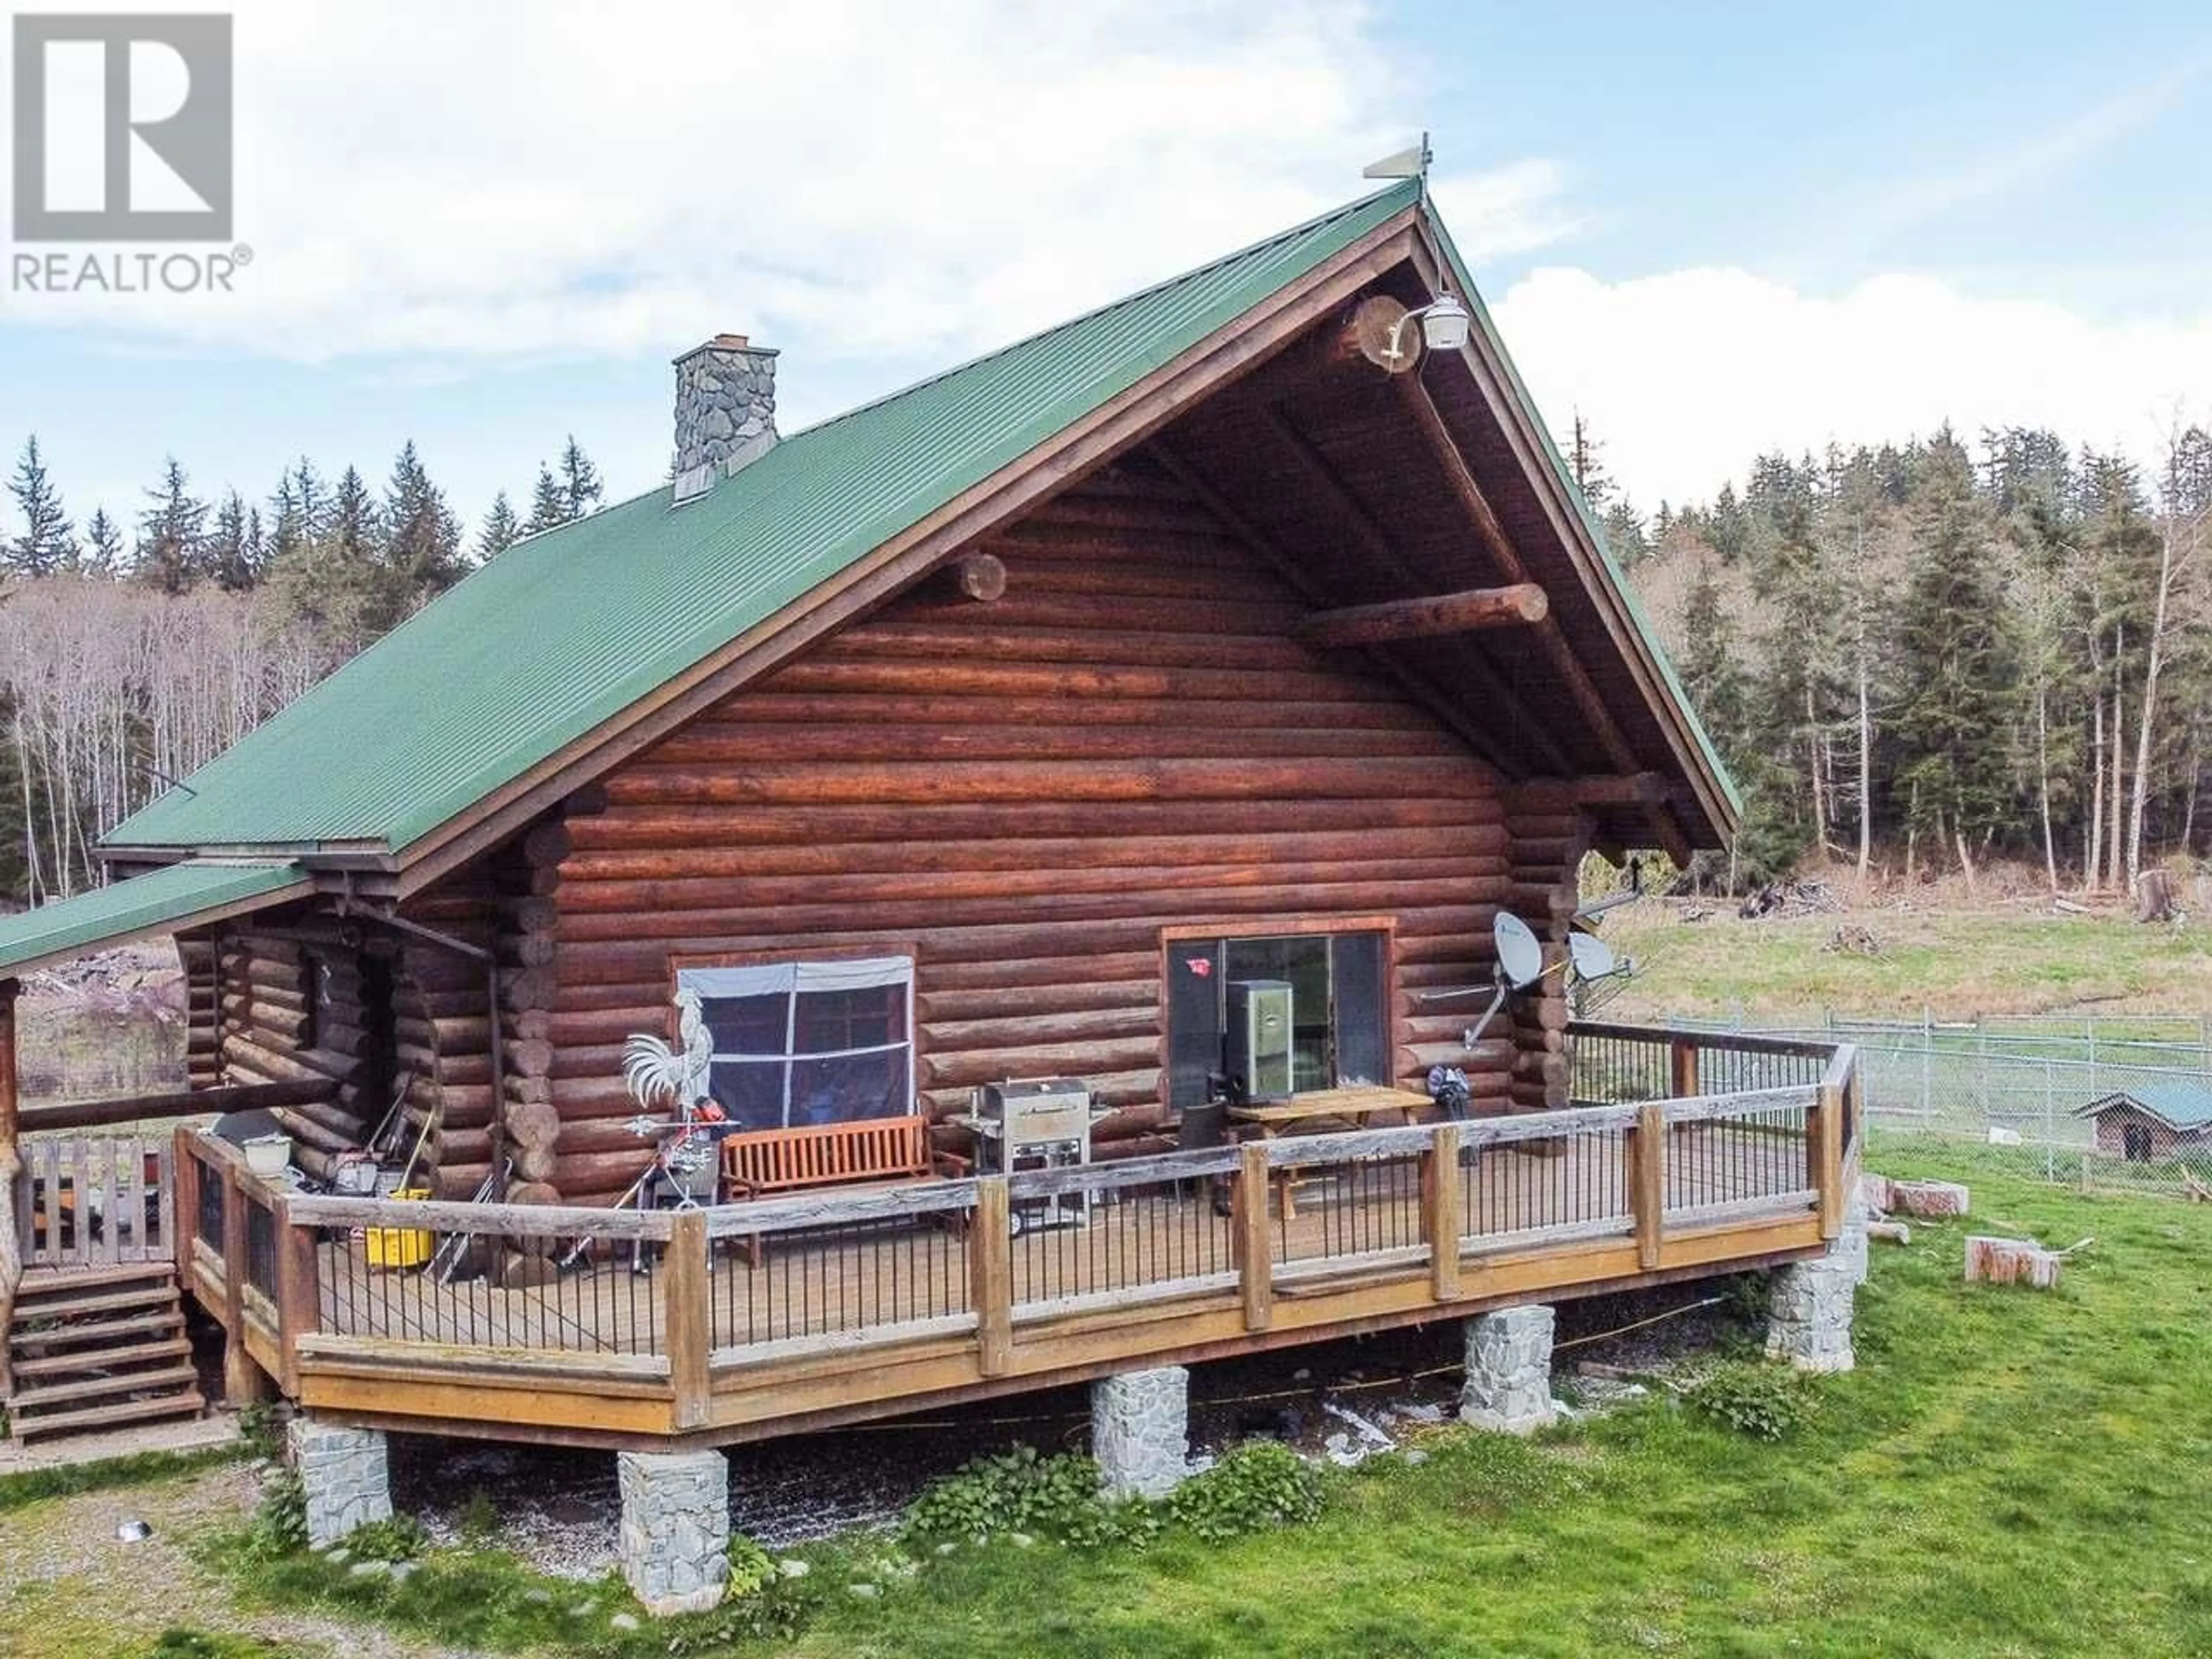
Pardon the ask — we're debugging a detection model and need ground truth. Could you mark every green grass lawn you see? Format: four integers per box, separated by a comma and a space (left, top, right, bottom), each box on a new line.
122, 1141, 2212, 1659
1603, 906, 2212, 1022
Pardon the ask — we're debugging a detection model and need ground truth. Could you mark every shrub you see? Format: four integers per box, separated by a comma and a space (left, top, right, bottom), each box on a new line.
236, 1400, 285, 1463
345, 1513, 427, 1563
725, 1532, 777, 1599
239, 1468, 307, 1562
1684, 1359, 1819, 1441
903, 1446, 1096, 1544
661, 1564, 822, 1651
1167, 1442, 1323, 1543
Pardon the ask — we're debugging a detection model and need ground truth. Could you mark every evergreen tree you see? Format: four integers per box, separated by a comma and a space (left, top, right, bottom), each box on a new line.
1601, 501, 1651, 569
135, 457, 208, 593
524, 464, 569, 535
268, 457, 331, 563
82, 507, 123, 578
477, 491, 520, 560
206, 490, 258, 591
6, 435, 77, 578
1706, 482, 1749, 562
382, 441, 465, 605
1889, 431, 2019, 870
263, 463, 394, 647
559, 435, 603, 519
332, 464, 378, 563
1567, 412, 1612, 513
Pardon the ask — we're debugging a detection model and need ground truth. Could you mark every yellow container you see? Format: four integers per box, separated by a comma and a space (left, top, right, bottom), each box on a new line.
366, 1188, 433, 1269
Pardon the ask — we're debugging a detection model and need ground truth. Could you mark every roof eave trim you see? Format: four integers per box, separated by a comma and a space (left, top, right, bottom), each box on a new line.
1408, 211, 1742, 849
0, 869, 315, 982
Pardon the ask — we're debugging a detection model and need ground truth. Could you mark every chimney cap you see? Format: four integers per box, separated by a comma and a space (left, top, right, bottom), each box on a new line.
674, 332, 779, 366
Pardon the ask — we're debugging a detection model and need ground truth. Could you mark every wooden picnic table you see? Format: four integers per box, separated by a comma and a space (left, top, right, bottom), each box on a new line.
1229, 1085, 1433, 1218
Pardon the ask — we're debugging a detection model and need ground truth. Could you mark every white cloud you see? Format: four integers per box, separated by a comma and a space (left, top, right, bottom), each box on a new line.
1490, 263, 2212, 508
1427, 161, 1589, 263
0, 0, 1582, 389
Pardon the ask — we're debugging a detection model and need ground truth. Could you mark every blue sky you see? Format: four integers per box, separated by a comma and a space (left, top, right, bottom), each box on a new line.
2, 0, 2208, 547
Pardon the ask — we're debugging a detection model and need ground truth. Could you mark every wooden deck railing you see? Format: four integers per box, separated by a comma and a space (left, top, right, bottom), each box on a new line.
174, 1025, 1859, 1446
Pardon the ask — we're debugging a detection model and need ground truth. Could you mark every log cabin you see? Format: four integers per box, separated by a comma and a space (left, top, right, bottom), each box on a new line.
0, 176, 1862, 1594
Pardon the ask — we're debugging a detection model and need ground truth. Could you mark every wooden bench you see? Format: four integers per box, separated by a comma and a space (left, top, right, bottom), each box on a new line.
720, 1115, 948, 1266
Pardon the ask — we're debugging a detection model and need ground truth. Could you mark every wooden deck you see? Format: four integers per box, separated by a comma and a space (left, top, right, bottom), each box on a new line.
164, 1025, 1859, 1450
310, 1116, 1812, 1358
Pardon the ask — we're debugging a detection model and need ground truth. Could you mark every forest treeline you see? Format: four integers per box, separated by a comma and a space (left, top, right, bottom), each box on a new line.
0, 434, 607, 903
1599, 419, 2211, 896
1, 416, 2206, 911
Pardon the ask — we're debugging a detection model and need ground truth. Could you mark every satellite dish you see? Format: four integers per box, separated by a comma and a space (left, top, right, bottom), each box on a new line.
1495, 912, 1545, 990
1569, 931, 1616, 980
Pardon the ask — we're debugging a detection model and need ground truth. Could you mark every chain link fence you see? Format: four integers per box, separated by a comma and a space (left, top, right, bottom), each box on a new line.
1650, 1009, 2212, 1198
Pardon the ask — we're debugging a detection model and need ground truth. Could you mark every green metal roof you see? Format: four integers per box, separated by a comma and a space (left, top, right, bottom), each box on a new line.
105, 181, 1423, 857
0, 860, 310, 979
2078, 1081, 2212, 1131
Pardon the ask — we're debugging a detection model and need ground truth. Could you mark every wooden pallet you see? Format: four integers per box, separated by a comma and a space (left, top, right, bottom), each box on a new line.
6, 1261, 203, 1442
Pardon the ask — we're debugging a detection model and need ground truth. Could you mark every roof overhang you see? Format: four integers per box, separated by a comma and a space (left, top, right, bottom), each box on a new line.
0, 859, 313, 980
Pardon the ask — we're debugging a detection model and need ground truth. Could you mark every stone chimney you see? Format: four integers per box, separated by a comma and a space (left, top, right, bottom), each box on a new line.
672, 333, 778, 502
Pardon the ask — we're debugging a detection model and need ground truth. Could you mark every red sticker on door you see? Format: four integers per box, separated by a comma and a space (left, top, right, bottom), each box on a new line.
1185, 956, 1212, 977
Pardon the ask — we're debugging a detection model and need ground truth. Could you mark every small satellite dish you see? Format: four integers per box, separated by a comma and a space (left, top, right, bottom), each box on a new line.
1569, 931, 1616, 980
1495, 912, 1545, 989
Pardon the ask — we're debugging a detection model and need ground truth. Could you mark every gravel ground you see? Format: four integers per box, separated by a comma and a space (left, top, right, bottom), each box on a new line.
0, 1459, 484, 1659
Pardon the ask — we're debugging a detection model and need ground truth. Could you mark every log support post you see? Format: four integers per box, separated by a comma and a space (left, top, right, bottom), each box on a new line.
971, 1177, 1012, 1377
1668, 1034, 1700, 1102
1813, 1081, 1844, 1241
1423, 1124, 1464, 1301
1630, 1101, 1665, 1271
939, 551, 1007, 603
1235, 1140, 1272, 1331
217, 1157, 269, 1405
664, 1209, 711, 1429
1295, 582, 1548, 647
274, 1198, 320, 1397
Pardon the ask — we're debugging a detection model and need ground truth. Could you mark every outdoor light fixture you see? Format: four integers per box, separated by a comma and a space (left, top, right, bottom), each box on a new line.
1382, 290, 1472, 366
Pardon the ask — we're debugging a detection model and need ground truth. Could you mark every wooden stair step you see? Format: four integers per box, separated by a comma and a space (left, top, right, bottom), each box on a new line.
7, 1285, 183, 1323
17, 1261, 178, 1297
11, 1337, 192, 1380
9, 1364, 202, 1412
7, 1311, 185, 1353
7, 1391, 204, 1444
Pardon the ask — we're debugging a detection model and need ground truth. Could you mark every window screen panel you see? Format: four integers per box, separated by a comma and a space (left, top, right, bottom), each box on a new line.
710, 1059, 789, 1131
700, 993, 788, 1057
1165, 938, 1224, 1111
1331, 931, 1389, 1086
789, 1048, 912, 1126
793, 984, 906, 1053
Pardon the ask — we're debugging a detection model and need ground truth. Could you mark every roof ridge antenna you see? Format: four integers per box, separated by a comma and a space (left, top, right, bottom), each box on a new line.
1362, 132, 1432, 189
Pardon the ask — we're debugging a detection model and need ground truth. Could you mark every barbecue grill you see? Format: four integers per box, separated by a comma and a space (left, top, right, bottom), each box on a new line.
971, 1077, 1093, 1230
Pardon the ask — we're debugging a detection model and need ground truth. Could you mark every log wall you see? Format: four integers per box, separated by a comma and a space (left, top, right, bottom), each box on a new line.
538, 461, 1518, 1205
1498, 787, 1590, 1114
196, 919, 386, 1183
